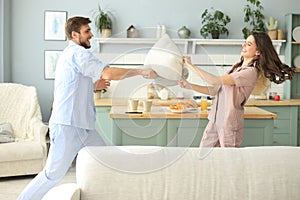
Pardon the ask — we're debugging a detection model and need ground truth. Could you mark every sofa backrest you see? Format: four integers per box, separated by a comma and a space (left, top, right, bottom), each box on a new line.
76, 146, 300, 200
0, 83, 42, 139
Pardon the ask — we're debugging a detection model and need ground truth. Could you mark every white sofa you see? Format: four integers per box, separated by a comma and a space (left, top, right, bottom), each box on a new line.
0, 83, 48, 177
43, 146, 300, 200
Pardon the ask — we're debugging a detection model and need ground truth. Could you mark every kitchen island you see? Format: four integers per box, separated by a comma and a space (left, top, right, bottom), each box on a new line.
95, 98, 300, 146
94, 98, 281, 147
108, 106, 276, 147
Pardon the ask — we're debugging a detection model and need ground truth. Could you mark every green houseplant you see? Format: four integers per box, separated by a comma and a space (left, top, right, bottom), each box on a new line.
200, 7, 231, 39
93, 3, 113, 38
242, 0, 265, 39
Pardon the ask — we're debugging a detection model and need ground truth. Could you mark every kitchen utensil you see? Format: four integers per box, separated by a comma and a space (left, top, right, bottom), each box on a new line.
142, 100, 152, 112
158, 88, 169, 100
292, 26, 300, 42
128, 99, 139, 111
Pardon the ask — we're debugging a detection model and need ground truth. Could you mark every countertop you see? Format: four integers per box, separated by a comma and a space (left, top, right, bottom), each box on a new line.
95, 98, 300, 107
95, 98, 188, 107
94, 98, 300, 119
245, 99, 300, 106
109, 106, 277, 119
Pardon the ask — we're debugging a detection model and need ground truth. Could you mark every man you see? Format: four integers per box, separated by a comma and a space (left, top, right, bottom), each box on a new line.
18, 16, 157, 200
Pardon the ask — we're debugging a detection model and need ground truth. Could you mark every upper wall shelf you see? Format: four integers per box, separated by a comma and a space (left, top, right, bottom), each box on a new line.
95, 38, 190, 53
94, 38, 285, 54
295, 68, 300, 72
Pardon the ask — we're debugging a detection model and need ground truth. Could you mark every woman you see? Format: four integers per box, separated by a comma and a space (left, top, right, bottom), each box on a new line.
178, 31, 295, 147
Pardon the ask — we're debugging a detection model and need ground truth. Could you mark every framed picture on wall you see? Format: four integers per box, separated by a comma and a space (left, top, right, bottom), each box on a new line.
44, 50, 62, 79
44, 11, 67, 41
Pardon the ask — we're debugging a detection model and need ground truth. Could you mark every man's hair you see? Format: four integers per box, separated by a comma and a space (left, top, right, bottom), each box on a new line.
65, 16, 91, 40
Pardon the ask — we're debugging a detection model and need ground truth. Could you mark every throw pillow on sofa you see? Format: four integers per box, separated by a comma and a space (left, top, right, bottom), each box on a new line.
0, 122, 14, 143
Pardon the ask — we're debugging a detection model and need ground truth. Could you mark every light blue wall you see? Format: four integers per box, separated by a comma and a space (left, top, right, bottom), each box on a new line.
0, 0, 11, 82
4, 0, 300, 121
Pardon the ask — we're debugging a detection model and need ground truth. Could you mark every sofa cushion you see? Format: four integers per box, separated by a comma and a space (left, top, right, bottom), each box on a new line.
0, 141, 44, 162
76, 146, 300, 200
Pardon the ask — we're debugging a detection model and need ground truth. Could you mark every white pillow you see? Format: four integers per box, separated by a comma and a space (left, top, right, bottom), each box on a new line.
0, 123, 14, 143
144, 34, 183, 81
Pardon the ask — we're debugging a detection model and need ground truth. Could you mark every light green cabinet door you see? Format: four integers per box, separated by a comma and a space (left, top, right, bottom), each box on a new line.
259, 106, 298, 146
112, 118, 167, 146
242, 119, 273, 147
167, 118, 273, 147
167, 119, 207, 147
95, 106, 113, 145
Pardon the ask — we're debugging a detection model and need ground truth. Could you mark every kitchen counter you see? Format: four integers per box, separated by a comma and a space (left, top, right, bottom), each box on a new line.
107, 106, 277, 147
246, 99, 300, 106
95, 98, 300, 107
95, 98, 186, 107
110, 106, 277, 119
95, 98, 298, 147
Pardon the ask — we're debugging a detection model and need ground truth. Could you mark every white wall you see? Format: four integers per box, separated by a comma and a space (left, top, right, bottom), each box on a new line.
3, 0, 300, 121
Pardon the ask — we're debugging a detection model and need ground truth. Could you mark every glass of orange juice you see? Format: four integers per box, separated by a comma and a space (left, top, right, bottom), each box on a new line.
201, 96, 208, 111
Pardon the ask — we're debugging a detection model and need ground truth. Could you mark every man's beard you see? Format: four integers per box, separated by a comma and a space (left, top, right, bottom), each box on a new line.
79, 37, 91, 49
80, 41, 91, 49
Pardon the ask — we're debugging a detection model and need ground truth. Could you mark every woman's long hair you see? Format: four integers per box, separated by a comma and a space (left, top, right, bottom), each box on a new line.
229, 31, 295, 84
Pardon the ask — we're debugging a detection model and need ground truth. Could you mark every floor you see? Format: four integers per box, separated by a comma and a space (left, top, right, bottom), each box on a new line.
0, 167, 76, 200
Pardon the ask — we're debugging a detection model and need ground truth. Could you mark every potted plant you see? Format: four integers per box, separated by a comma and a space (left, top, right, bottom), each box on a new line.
242, 0, 265, 39
93, 3, 113, 38
200, 7, 231, 39
265, 16, 278, 40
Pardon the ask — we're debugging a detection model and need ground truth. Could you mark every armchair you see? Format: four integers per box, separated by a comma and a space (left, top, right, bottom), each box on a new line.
0, 83, 48, 177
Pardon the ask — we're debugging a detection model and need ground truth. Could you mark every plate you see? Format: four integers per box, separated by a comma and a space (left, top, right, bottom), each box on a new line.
187, 108, 199, 112
293, 55, 300, 68
169, 108, 199, 113
170, 108, 187, 113
292, 26, 300, 42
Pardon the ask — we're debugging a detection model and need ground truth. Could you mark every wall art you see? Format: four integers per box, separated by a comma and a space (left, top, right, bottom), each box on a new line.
44, 11, 67, 41
44, 50, 62, 79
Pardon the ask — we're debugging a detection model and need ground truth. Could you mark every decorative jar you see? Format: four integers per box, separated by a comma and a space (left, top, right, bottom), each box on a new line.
177, 26, 191, 38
